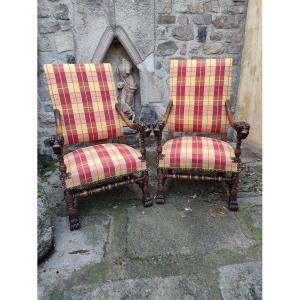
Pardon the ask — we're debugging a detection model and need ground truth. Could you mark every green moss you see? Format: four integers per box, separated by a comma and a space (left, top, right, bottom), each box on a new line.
49, 288, 64, 300
129, 256, 143, 262
40, 159, 58, 181
85, 261, 121, 283
239, 204, 262, 244
102, 206, 128, 256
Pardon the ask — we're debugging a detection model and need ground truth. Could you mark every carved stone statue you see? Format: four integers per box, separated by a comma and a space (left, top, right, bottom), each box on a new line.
116, 58, 137, 121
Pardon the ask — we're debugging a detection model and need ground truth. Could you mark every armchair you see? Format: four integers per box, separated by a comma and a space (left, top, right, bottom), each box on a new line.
153, 58, 250, 210
44, 63, 152, 230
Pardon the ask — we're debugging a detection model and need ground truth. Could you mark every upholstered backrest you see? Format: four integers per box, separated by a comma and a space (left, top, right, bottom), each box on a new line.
167, 58, 232, 134
44, 64, 124, 145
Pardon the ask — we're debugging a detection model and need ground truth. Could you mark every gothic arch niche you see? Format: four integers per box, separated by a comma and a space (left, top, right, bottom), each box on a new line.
92, 26, 142, 120
102, 38, 141, 120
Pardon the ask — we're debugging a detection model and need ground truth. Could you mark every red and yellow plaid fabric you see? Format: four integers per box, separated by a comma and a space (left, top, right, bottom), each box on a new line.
159, 136, 237, 172
167, 58, 232, 134
63, 143, 147, 189
44, 64, 124, 145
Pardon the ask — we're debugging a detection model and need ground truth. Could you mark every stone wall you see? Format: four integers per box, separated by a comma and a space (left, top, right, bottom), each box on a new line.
38, 0, 249, 166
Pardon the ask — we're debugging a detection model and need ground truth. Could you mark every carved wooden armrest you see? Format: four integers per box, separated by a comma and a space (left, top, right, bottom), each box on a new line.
153, 100, 173, 159
115, 103, 140, 131
153, 100, 173, 132
48, 109, 64, 155
49, 134, 64, 155
225, 100, 250, 139
225, 100, 250, 162
115, 103, 150, 161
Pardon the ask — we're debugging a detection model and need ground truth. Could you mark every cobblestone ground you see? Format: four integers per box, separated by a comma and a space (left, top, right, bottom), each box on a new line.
38, 146, 262, 300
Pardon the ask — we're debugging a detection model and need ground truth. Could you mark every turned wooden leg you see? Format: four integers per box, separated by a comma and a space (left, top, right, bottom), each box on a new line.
142, 172, 152, 207
228, 173, 239, 211
155, 168, 165, 204
65, 191, 80, 231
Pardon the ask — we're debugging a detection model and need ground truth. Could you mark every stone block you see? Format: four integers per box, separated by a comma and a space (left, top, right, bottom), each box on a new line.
179, 44, 187, 55
60, 20, 71, 31
38, 6, 50, 18
173, 0, 204, 13
38, 181, 53, 260
204, 14, 213, 25
192, 15, 204, 25
219, 262, 262, 300
127, 199, 255, 257
38, 34, 55, 52
53, 3, 69, 20
156, 0, 172, 13
189, 44, 201, 55
38, 215, 110, 291
60, 276, 209, 300
54, 32, 74, 53
177, 15, 189, 25
226, 44, 243, 54
212, 15, 240, 29
157, 41, 178, 56
210, 31, 223, 41
203, 43, 225, 54
172, 24, 194, 41
38, 19, 59, 34
197, 26, 207, 43
228, 5, 247, 14
204, 0, 220, 13
224, 31, 243, 43
157, 15, 176, 24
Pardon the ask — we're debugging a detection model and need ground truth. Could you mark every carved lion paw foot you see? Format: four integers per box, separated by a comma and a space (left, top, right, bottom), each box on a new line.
69, 216, 80, 231
143, 196, 153, 207
228, 200, 239, 211
155, 193, 165, 204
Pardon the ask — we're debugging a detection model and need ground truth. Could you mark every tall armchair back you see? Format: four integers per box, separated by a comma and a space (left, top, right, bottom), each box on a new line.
167, 58, 232, 134
44, 64, 124, 145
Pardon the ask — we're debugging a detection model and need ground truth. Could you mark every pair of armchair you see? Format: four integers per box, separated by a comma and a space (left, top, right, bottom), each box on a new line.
44, 59, 250, 231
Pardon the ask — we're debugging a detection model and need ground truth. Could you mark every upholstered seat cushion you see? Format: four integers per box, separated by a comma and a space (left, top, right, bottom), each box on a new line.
64, 143, 147, 189
159, 136, 237, 172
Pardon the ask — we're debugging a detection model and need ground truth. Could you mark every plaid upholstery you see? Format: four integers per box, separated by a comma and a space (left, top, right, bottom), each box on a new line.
159, 136, 237, 172
167, 58, 232, 134
44, 64, 124, 145
64, 143, 147, 189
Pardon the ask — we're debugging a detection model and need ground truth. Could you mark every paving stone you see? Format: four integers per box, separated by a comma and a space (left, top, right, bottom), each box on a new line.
38, 216, 110, 288
250, 206, 262, 229
127, 198, 255, 257
219, 261, 262, 300
239, 196, 262, 206
60, 275, 209, 300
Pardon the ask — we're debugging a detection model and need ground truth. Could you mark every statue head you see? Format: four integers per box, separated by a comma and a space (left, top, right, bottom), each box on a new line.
117, 58, 132, 78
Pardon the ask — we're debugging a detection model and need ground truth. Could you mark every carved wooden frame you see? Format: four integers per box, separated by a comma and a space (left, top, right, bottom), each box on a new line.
49, 105, 152, 231
153, 99, 250, 210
